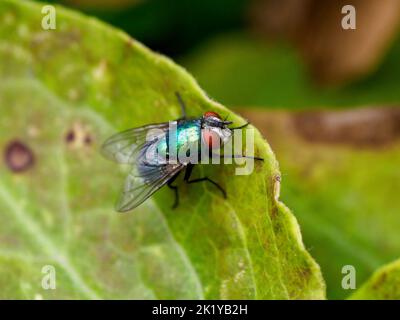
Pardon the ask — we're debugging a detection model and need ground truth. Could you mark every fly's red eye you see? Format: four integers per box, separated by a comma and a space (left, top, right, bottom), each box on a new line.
202, 128, 221, 149
204, 111, 221, 119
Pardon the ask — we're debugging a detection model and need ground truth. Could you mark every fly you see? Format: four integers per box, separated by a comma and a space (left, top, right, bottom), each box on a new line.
102, 92, 263, 212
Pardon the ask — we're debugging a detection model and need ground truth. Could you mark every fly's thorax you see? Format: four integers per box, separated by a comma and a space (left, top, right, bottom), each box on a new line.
141, 120, 200, 164
176, 122, 201, 149
148, 120, 201, 164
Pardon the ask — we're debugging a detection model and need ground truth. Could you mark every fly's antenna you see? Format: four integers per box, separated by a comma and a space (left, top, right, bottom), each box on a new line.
221, 115, 233, 126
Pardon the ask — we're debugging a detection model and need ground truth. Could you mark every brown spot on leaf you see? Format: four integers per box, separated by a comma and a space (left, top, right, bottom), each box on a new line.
4, 140, 35, 173
65, 122, 95, 150
84, 135, 93, 145
372, 271, 388, 290
293, 107, 400, 147
269, 181, 280, 219
65, 130, 75, 143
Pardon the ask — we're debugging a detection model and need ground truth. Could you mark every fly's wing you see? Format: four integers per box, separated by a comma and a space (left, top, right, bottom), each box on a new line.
103, 122, 182, 212
101, 123, 170, 164
116, 162, 184, 212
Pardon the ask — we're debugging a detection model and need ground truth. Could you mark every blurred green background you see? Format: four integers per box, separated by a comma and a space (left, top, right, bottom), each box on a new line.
31, 0, 400, 299
40, 0, 400, 109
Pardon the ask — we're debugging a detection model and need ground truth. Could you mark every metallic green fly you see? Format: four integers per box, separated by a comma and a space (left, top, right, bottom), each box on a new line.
102, 93, 263, 212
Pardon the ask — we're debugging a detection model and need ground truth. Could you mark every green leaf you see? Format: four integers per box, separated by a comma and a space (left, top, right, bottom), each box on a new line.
0, 0, 324, 299
241, 109, 400, 299
350, 259, 400, 300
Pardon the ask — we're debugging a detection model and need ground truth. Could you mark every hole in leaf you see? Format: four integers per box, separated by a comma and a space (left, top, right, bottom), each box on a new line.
4, 140, 35, 173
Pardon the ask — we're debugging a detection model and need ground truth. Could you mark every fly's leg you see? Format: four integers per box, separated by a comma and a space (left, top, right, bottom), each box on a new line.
167, 171, 181, 209
175, 92, 187, 120
211, 153, 264, 161
224, 154, 264, 161
187, 177, 227, 199
225, 123, 264, 160
183, 163, 195, 181
184, 163, 227, 199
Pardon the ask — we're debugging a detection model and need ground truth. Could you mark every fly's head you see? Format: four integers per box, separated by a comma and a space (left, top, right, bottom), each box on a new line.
201, 111, 232, 149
